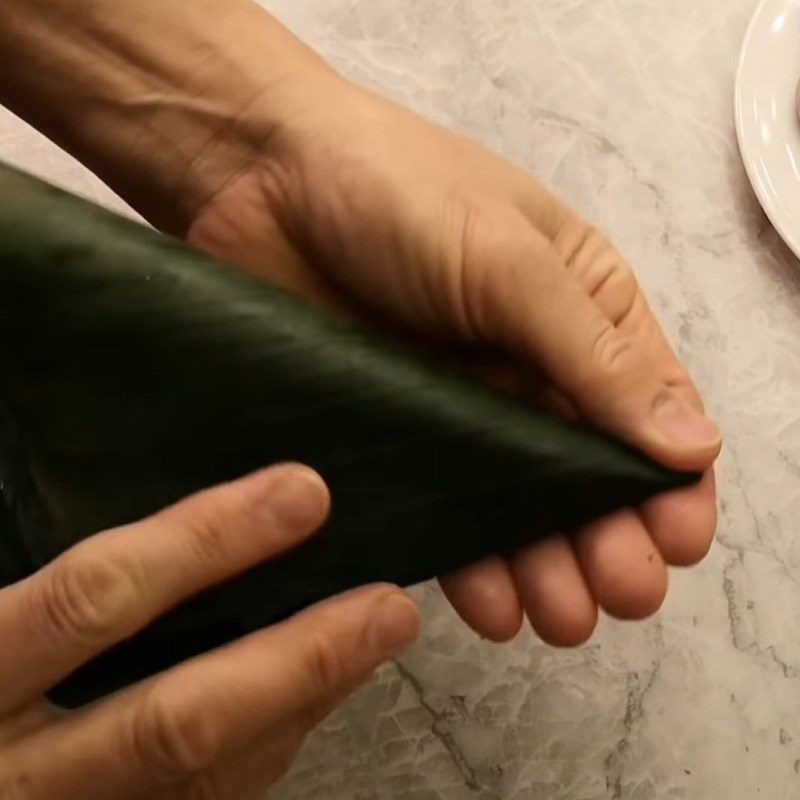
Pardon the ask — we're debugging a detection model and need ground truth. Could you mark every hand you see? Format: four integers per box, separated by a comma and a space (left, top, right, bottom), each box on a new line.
0, 465, 419, 799
186, 70, 721, 647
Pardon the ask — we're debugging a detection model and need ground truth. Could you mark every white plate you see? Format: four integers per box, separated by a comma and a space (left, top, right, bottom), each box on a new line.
735, 0, 800, 258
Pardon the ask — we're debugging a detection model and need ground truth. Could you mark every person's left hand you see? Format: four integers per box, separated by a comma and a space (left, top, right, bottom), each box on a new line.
186, 68, 720, 648
0, 465, 419, 800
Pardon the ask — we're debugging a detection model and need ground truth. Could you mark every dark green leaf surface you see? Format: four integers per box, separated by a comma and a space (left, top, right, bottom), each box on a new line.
0, 163, 698, 706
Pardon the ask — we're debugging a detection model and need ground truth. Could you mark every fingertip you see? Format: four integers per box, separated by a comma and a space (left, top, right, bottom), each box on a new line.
305, 583, 421, 658
576, 511, 668, 620
609, 567, 668, 620
369, 590, 421, 656
597, 569, 668, 621
439, 558, 524, 642
645, 441, 722, 476
537, 609, 597, 648
249, 463, 331, 534
641, 469, 717, 566
255, 584, 419, 708
510, 538, 598, 647
644, 396, 722, 472
481, 608, 525, 643
527, 586, 598, 647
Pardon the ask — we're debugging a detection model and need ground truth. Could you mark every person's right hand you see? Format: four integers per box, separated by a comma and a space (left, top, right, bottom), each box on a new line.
0, 464, 419, 800
0, 0, 721, 654
186, 65, 722, 649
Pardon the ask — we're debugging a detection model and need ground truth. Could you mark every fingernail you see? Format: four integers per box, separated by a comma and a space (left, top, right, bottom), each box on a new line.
263, 465, 330, 533
653, 396, 721, 447
370, 592, 420, 655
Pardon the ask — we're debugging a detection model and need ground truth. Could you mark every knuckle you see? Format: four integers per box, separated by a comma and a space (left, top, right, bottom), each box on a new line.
553, 215, 596, 267
598, 261, 637, 297
595, 263, 638, 325
560, 221, 638, 315
180, 505, 234, 567
574, 223, 602, 262
304, 631, 345, 698
666, 365, 695, 391
589, 322, 637, 377
31, 551, 140, 649
125, 692, 222, 784
451, 205, 487, 338
178, 488, 255, 567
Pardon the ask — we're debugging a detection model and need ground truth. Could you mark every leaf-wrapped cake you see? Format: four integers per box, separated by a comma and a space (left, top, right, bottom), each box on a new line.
0, 163, 697, 707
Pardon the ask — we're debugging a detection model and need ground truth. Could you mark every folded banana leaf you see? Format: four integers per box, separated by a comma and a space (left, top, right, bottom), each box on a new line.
0, 163, 698, 707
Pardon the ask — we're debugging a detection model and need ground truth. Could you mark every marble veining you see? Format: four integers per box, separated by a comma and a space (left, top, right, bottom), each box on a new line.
2, 0, 798, 797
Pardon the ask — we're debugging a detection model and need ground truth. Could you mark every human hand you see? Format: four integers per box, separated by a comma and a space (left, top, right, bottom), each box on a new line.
186, 69, 721, 648
0, 0, 720, 649
0, 464, 419, 799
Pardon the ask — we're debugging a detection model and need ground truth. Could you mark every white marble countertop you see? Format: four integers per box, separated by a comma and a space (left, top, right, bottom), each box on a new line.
1, 1, 795, 797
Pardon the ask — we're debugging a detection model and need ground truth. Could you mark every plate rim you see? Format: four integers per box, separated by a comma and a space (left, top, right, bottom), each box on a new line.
734, 0, 800, 259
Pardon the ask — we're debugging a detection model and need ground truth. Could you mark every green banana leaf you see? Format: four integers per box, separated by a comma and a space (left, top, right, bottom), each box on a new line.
0, 163, 697, 706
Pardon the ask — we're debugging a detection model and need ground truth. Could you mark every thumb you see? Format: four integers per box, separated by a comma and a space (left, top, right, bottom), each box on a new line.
123, 586, 420, 777
261, 586, 421, 721
0, 588, 420, 800
462, 208, 720, 471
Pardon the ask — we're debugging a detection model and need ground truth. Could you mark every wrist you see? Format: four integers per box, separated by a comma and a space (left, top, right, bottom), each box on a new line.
146, 54, 337, 236
178, 60, 346, 235
0, 0, 334, 235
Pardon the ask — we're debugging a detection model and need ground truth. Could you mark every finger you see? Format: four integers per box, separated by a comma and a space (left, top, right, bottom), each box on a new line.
640, 468, 717, 566
565, 232, 705, 414
439, 557, 524, 642
574, 509, 669, 620
550, 215, 684, 364
0, 586, 419, 799
0, 464, 329, 714
550, 220, 719, 569
554, 216, 717, 431
470, 207, 720, 471
552, 212, 710, 412
509, 536, 598, 646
